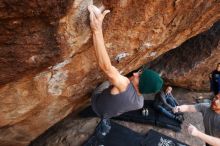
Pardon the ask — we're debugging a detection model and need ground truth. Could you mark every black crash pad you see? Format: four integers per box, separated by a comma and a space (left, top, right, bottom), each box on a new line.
80, 100, 182, 132
84, 121, 188, 146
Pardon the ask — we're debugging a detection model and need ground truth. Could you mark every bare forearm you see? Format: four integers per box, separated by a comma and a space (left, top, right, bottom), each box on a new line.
93, 30, 112, 70
178, 105, 197, 113
196, 131, 220, 146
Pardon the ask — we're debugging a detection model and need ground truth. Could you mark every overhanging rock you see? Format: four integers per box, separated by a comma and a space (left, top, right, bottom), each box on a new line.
0, 0, 220, 146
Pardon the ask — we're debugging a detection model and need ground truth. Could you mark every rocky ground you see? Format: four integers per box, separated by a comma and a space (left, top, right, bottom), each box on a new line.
29, 87, 212, 146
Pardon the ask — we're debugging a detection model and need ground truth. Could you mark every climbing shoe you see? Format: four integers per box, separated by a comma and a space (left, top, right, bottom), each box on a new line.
175, 115, 184, 123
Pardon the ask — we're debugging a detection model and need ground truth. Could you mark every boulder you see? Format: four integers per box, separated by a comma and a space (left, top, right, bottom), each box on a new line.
0, 0, 220, 145
148, 21, 220, 91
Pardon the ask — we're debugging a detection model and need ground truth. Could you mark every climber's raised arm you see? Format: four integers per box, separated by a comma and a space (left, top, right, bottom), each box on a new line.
88, 5, 129, 92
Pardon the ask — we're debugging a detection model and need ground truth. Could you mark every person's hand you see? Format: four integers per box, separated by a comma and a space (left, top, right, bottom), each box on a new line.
88, 5, 110, 32
173, 106, 180, 113
188, 124, 199, 137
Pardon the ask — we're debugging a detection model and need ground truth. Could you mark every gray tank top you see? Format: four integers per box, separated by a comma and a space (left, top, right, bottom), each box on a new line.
93, 83, 144, 118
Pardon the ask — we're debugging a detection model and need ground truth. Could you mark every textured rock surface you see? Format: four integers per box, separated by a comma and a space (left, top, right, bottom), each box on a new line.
0, 0, 220, 146
148, 21, 220, 91
29, 88, 207, 146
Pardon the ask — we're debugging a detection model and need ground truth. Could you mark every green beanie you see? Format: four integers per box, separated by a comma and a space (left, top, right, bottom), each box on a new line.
138, 69, 163, 94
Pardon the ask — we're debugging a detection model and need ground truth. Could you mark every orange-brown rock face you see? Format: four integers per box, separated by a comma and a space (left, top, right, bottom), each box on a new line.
0, 0, 220, 146
148, 21, 220, 91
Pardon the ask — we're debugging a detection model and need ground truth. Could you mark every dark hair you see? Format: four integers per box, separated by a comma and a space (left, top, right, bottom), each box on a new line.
163, 85, 172, 91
